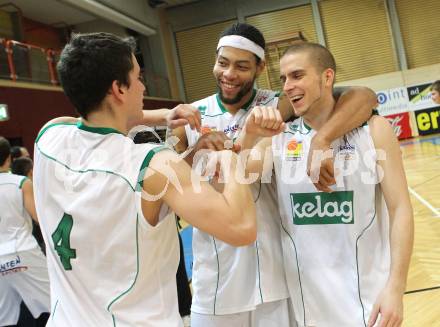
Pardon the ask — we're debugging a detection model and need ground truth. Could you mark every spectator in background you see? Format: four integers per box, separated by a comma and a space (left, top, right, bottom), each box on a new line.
10, 146, 30, 161
430, 80, 440, 104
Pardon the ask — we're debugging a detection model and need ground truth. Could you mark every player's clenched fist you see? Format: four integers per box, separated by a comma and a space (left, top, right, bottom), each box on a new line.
243, 106, 285, 137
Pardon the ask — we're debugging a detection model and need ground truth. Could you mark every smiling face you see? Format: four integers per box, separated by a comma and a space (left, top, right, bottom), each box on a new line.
280, 51, 334, 117
213, 46, 264, 106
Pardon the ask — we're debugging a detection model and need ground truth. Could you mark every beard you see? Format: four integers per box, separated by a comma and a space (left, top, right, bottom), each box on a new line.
217, 79, 255, 105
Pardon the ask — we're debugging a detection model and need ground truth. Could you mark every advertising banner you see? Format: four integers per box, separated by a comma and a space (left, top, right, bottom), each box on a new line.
376, 87, 409, 116
414, 107, 440, 136
407, 83, 437, 111
385, 112, 412, 140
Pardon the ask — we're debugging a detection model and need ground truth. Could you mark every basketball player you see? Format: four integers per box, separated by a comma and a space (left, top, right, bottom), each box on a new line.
33, 32, 256, 326
169, 23, 377, 327
0, 137, 50, 326
239, 42, 414, 327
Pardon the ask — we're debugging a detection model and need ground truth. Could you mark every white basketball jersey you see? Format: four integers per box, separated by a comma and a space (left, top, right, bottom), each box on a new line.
34, 122, 182, 327
185, 90, 289, 315
0, 173, 39, 256
272, 118, 390, 327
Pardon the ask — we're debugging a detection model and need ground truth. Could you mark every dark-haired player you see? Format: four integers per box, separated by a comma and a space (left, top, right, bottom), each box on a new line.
170, 23, 377, 326
33, 32, 257, 326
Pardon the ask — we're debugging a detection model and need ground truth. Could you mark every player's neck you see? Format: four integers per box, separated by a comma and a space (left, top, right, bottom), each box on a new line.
303, 93, 336, 131
83, 106, 128, 135
221, 89, 254, 115
0, 158, 10, 172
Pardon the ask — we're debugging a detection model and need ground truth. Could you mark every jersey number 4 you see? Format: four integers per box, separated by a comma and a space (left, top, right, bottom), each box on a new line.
52, 213, 77, 270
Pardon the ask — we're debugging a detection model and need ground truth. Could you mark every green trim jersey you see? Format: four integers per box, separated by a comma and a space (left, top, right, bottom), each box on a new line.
185, 89, 289, 315
34, 123, 182, 327
272, 118, 390, 327
0, 173, 39, 256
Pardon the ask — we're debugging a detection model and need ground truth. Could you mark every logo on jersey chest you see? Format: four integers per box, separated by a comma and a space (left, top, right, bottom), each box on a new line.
200, 124, 240, 136
201, 126, 217, 135
223, 123, 240, 134
255, 94, 269, 105
290, 191, 354, 225
285, 138, 303, 161
338, 136, 356, 160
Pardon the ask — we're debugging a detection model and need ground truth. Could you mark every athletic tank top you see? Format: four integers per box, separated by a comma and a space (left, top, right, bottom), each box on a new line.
273, 118, 390, 327
0, 173, 39, 256
34, 122, 182, 327
185, 89, 289, 315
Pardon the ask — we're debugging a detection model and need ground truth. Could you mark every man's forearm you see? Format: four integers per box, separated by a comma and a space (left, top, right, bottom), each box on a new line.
317, 86, 376, 143
141, 109, 170, 126
387, 206, 414, 293
236, 128, 260, 151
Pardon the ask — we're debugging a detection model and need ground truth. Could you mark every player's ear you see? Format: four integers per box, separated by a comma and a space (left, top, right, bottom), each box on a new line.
256, 59, 266, 78
110, 80, 125, 101
324, 68, 335, 87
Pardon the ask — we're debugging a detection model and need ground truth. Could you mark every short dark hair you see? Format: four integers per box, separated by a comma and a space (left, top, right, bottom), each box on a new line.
0, 136, 11, 166
282, 42, 336, 74
11, 157, 33, 177
10, 146, 23, 160
431, 80, 440, 93
219, 23, 265, 64
57, 32, 136, 119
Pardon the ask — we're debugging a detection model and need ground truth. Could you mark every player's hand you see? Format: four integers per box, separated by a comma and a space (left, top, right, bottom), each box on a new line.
193, 131, 240, 153
244, 106, 285, 137
307, 135, 336, 192
368, 284, 404, 327
166, 104, 201, 131
187, 131, 240, 166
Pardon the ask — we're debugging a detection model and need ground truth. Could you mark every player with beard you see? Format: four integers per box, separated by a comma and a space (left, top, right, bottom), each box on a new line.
170, 23, 378, 327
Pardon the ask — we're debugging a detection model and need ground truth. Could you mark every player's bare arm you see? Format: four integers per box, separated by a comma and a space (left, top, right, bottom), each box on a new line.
169, 125, 189, 154
129, 104, 201, 131
367, 115, 414, 327
236, 106, 284, 177
141, 149, 257, 246
22, 179, 39, 223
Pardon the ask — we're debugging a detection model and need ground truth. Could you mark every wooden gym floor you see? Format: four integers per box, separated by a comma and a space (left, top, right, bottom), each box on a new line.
401, 134, 440, 327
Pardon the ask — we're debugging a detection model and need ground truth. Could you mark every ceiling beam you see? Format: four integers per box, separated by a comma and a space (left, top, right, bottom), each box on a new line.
57, 0, 156, 36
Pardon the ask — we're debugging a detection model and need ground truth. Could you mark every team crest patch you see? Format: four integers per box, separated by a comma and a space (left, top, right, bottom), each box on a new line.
201, 126, 217, 135
286, 139, 303, 161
